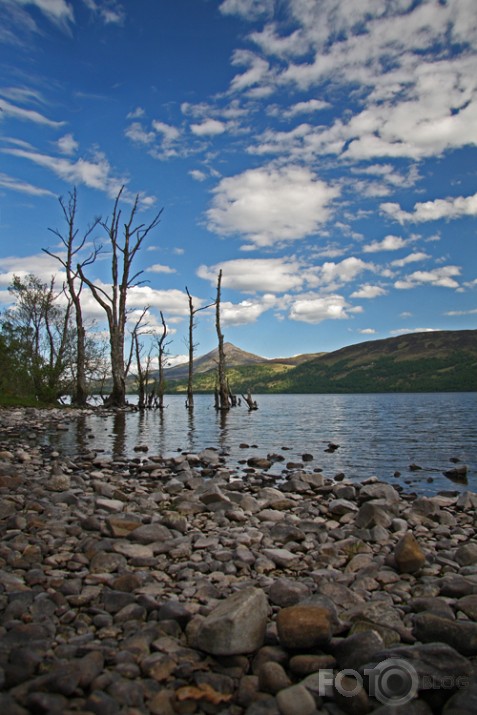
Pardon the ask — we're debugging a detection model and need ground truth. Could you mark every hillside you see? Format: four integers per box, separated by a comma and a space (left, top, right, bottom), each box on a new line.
162, 342, 322, 380
164, 330, 477, 394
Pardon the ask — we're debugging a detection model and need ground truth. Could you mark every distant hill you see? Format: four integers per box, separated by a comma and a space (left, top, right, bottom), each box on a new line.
163, 342, 323, 380
163, 330, 477, 394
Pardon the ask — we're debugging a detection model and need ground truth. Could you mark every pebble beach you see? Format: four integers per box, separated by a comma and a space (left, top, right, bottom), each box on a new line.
1, 407, 476, 715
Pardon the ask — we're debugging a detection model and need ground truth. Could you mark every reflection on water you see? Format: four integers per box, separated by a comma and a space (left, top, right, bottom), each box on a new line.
44, 392, 477, 496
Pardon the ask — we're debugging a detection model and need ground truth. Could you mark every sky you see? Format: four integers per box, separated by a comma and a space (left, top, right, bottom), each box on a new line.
0, 0, 476, 364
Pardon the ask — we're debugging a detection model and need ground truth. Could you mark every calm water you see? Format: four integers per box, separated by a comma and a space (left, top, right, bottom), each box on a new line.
48, 393, 477, 496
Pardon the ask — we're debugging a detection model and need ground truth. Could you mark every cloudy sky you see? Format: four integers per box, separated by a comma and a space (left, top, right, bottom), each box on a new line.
0, 0, 476, 361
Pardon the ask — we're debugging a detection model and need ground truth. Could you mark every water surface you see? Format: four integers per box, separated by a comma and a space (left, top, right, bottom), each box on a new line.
47, 392, 476, 496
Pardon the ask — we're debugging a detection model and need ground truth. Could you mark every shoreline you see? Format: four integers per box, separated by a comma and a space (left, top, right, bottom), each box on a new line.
1, 408, 477, 714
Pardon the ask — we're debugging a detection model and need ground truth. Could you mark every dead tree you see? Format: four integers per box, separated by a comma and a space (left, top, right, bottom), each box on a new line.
215, 269, 230, 411
78, 187, 162, 407
156, 310, 171, 409
128, 307, 150, 409
185, 286, 214, 409
44, 188, 101, 406
242, 388, 258, 410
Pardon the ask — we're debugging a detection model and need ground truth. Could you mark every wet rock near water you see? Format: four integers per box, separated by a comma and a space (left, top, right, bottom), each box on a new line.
0, 407, 476, 714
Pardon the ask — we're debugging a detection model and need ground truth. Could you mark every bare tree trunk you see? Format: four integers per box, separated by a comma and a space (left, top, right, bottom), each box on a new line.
215, 270, 229, 411
44, 188, 100, 406
186, 288, 195, 409
157, 311, 170, 410
185, 287, 214, 409
77, 187, 162, 408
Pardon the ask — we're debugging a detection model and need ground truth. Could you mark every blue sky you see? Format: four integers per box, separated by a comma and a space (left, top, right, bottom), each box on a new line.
0, 0, 476, 363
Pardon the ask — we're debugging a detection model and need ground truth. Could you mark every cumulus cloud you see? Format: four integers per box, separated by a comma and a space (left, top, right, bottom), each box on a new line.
350, 284, 387, 299
381, 191, 477, 223
363, 235, 408, 253
146, 264, 176, 275
190, 119, 226, 136
288, 293, 358, 324
206, 165, 339, 248
391, 252, 430, 267
197, 258, 303, 293
220, 296, 276, 326
394, 266, 461, 290
219, 0, 273, 22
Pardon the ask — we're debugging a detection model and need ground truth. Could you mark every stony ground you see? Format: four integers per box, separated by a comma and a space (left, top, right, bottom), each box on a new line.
0, 407, 476, 715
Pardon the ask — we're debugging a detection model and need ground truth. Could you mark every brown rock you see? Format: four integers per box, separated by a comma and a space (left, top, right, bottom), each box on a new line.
276, 605, 332, 649
394, 532, 426, 573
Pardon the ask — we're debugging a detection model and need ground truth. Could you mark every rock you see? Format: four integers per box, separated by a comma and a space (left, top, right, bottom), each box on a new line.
194, 587, 268, 655
394, 532, 426, 573
454, 542, 477, 566
413, 612, 477, 655
248, 457, 272, 470
262, 548, 301, 569
362, 642, 473, 695
276, 683, 316, 715
276, 604, 332, 649
355, 501, 393, 529
333, 630, 386, 671
443, 682, 477, 714
329, 498, 359, 515
129, 523, 172, 543
257, 661, 292, 694
268, 578, 311, 607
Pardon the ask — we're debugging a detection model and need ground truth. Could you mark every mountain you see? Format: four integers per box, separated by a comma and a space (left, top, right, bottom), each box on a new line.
164, 330, 477, 394
163, 342, 322, 380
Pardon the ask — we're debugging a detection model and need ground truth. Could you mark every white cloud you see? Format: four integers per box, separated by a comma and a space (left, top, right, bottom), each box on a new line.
206, 165, 339, 248
197, 258, 303, 293
0, 252, 65, 288
288, 293, 356, 324
190, 119, 226, 136
391, 252, 430, 267
395, 266, 461, 290
82, 0, 124, 25
189, 169, 207, 182
151, 120, 180, 142
445, 308, 477, 316
363, 235, 408, 253
12, 0, 74, 28
125, 122, 155, 145
381, 191, 477, 223
0, 97, 65, 127
358, 328, 377, 335
220, 296, 275, 326
147, 263, 176, 275
351, 284, 387, 299
276, 99, 330, 119
219, 0, 273, 21
390, 328, 438, 336
57, 133, 78, 155
127, 106, 145, 119
313, 257, 374, 289
0, 172, 54, 196
230, 50, 271, 94
4, 146, 124, 196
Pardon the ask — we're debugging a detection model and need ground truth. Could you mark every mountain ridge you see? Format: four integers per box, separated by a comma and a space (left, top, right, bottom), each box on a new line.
162, 329, 477, 394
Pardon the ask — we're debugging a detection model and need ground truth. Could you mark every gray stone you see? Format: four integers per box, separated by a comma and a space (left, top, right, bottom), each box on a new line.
268, 578, 311, 607
194, 587, 268, 655
443, 682, 477, 714
413, 612, 477, 655
276, 684, 316, 715
129, 522, 172, 543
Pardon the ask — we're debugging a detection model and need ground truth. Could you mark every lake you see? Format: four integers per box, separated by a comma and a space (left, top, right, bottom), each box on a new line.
46, 392, 477, 496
